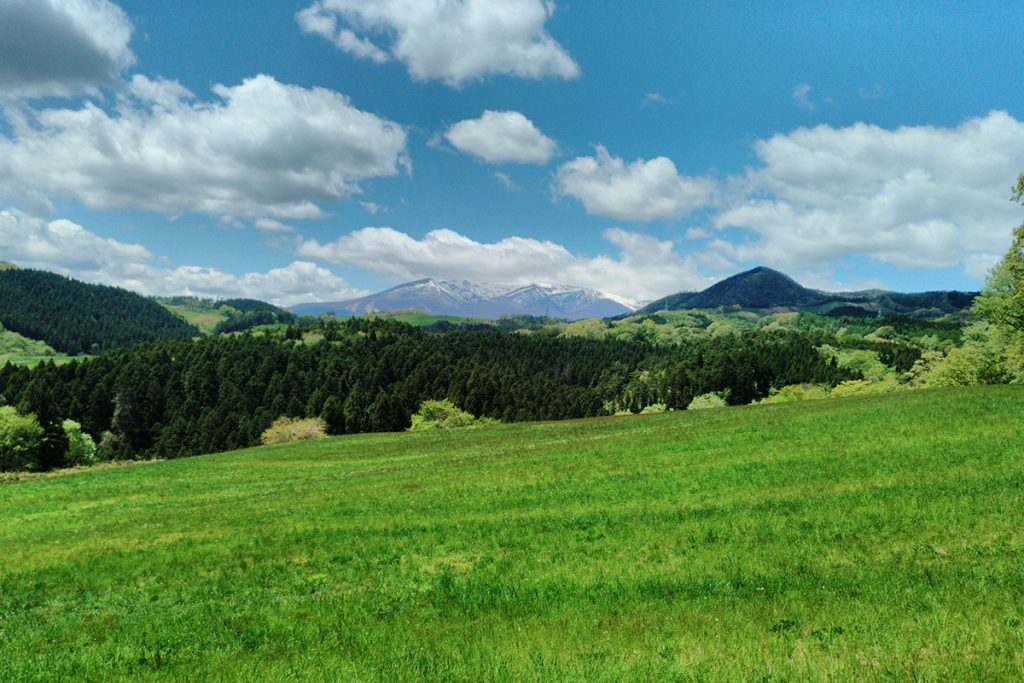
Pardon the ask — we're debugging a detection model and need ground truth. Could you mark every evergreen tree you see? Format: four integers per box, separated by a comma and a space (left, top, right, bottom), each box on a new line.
18, 377, 69, 471
321, 395, 345, 435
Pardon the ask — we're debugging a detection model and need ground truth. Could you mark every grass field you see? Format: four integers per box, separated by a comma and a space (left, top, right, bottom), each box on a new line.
158, 304, 228, 334
388, 312, 482, 326
0, 352, 81, 368
1, 387, 1023, 680
0, 328, 81, 367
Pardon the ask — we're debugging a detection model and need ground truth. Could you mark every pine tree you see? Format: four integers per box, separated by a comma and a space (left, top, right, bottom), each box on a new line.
18, 377, 69, 471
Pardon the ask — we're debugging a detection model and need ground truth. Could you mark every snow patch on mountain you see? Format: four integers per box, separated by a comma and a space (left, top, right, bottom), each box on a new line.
290, 278, 640, 320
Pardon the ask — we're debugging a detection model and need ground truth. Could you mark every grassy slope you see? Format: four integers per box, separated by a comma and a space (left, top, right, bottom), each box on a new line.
1, 387, 1023, 681
390, 312, 479, 326
157, 303, 229, 334
0, 328, 79, 367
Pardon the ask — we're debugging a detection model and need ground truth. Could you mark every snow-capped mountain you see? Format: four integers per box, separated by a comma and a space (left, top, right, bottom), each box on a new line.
290, 278, 640, 320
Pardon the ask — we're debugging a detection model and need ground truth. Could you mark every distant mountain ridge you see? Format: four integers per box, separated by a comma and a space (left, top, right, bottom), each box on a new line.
639, 267, 978, 318
290, 278, 639, 320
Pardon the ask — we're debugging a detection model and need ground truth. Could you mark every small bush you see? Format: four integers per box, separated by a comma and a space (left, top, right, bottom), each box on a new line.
829, 378, 902, 398
640, 403, 668, 414
408, 399, 497, 431
63, 419, 97, 466
0, 406, 44, 472
261, 416, 327, 445
759, 384, 831, 404
687, 393, 727, 410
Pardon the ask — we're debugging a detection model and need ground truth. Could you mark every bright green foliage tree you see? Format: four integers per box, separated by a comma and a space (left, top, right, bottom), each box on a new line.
760, 383, 831, 404
829, 378, 901, 398
918, 323, 1011, 388
968, 173, 1024, 382
0, 406, 45, 472
904, 351, 946, 387
62, 419, 97, 466
974, 254, 1024, 331
408, 399, 491, 431
687, 392, 727, 410
975, 173, 1024, 331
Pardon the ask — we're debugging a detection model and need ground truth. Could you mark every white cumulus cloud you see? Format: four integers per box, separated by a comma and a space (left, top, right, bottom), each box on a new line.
297, 225, 708, 301
0, 74, 409, 219
297, 0, 579, 87
0, 0, 134, 99
153, 261, 364, 306
0, 209, 364, 305
714, 110, 1024, 278
555, 146, 717, 222
0, 207, 150, 281
445, 110, 556, 164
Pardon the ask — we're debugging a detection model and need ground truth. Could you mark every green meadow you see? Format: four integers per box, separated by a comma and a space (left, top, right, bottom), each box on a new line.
157, 303, 229, 334
1, 387, 1023, 681
0, 328, 80, 368
387, 312, 480, 326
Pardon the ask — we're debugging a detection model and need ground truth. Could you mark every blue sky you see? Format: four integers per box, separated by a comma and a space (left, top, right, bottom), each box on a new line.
1, 0, 1022, 305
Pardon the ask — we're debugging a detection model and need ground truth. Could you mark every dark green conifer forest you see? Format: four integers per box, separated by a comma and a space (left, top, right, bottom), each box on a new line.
0, 269, 198, 354
0, 318, 856, 469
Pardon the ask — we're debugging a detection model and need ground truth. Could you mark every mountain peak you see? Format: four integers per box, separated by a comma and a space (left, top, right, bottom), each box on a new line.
744, 265, 785, 276
639, 266, 824, 312
290, 279, 638, 320
686, 266, 822, 309
638, 265, 979, 317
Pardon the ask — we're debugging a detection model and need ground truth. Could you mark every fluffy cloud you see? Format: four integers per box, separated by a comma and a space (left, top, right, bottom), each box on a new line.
0, 209, 363, 305
714, 110, 1024, 277
445, 111, 556, 164
297, 0, 579, 86
151, 261, 364, 306
297, 225, 708, 301
0, 0, 134, 99
0, 208, 150, 282
555, 146, 717, 222
0, 74, 409, 219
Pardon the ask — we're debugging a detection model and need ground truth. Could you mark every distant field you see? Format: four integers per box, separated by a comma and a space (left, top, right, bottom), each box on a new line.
158, 304, 228, 334
0, 354, 82, 368
389, 312, 482, 326
0, 329, 81, 367
1, 387, 1023, 680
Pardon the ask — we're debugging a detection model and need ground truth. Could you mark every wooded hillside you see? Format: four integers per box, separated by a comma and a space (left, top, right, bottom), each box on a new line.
0, 269, 198, 354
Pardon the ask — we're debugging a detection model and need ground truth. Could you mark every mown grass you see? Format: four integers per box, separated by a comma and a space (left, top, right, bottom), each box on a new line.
1, 387, 1023, 681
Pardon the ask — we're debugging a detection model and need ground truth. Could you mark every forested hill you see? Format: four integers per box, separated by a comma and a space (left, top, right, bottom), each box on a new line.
640, 266, 977, 317
0, 269, 198, 354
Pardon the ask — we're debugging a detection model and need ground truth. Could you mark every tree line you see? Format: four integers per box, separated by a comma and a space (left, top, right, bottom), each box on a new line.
0, 318, 857, 470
